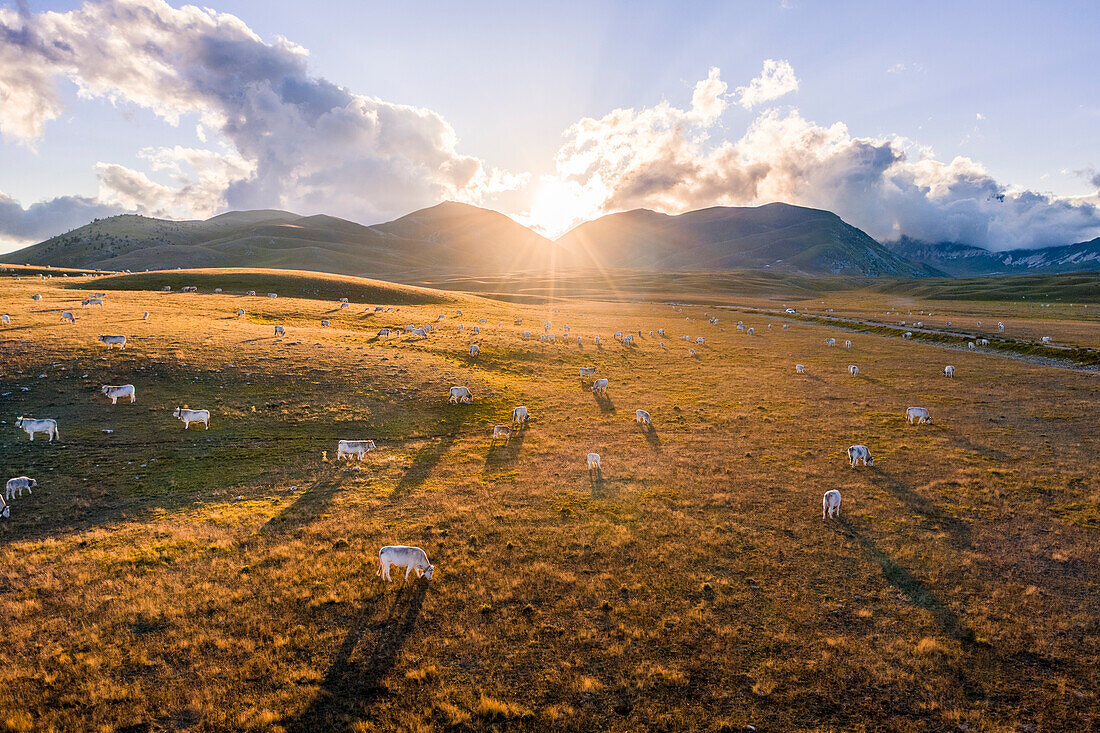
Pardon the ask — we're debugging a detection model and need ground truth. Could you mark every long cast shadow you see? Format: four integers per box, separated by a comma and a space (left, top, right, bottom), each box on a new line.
644, 424, 661, 452
868, 469, 972, 549
483, 428, 527, 476
593, 392, 616, 414
843, 523, 976, 645
284, 583, 426, 731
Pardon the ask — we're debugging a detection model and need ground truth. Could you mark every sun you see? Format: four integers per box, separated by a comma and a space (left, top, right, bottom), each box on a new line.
524, 179, 599, 239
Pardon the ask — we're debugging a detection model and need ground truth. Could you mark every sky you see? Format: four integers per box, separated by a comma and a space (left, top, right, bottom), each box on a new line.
0, 0, 1098, 254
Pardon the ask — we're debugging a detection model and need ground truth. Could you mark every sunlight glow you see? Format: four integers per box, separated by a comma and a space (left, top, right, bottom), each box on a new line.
520, 178, 604, 239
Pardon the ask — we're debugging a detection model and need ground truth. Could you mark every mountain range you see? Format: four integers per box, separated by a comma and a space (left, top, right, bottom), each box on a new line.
7, 201, 1099, 279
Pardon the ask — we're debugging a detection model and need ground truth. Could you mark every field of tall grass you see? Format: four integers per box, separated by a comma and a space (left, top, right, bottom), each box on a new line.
1, 270, 1097, 731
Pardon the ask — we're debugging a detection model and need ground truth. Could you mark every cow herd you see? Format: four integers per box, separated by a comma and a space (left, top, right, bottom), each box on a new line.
6, 288, 957, 580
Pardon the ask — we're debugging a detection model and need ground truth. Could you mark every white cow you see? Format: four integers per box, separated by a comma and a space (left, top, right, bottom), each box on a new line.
182, 286, 197, 293
592, 378, 609, 395
594, 336, 601, 346
1040, 336, 1052, 343
848, 365, 859, 376
0, 495, 8, 519
101, 384, 136, 404
15, 417, 59, 442
82, 298, 104, 307
696, 337, 705, 344
782, 324, 789, 330
143, 312, 150, 320
657, 329, 666, 336
458, 324, 465, 331
340, 302, 349, 309
614, 331, 623, 340
469, 344, 480, 357
449, 386, 473, 404
903, 332, 913, 339
511, 405, 530, 427
978, 339, 990, 346
967, 341, 976, 350
1, 314, 8, 324
491, 425, 511, 443
214, 288, 222, 293
5, 476, 36, 499
944, 365, 955, 378
998, 322, 1004, 332
823, 490, 842, 519
795, 364, 805, 374
548, 334, 556, 343
847, 445, 873, 467
321, 320, 331, 327
622, 334, 634, 345
61, 311, 75, 323
825, 338, 836, 346
337, 439, 376, 460
480, 318, 487, 323
172, 407, 210, 430
162, 286, 172, 292
522, 331, 532, 340
905, 407, 932, 425
378, 546, 434, 582
746, 328, 753, 335
587, 452, 602, 477
377, 328, 391, 336
635, 409, 651, 426
340, 298, 349, 303
472, 326, 480, 335
98, 334, 126, 349
688, 348, 696, 357
237, 309, 246, 318
579, 367, 597, 379
31, 294, 41, 301
844, 340, 852, 349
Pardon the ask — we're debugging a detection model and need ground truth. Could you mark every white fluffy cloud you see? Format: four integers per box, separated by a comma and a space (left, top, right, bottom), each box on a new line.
537, 66, 1100, 249
0, 0, 517, 247
736, 59, 799, 109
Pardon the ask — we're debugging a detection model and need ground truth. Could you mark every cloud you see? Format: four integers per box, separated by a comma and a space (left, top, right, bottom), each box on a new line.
540, 67, 1100, 248
0, 191, 122, 251
0, 0, 518, 236
735, 59, 799, 109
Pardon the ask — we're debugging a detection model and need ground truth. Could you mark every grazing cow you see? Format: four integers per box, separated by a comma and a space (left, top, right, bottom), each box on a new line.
143, 312, 149, 320
845, 340, 852, 349
635, 409, 651, 426
548, 334, 556, 343
340, 302, 349, 309
274, 325, 285, 336
782, 324, 789, 330
469, 344, 480, 357
1040, 336, 1052, 343
594, 336, 600, 346
321, 320, 330, 327
511, 405, 530, 428
214, 288, 222, 293
182, 286, 197, 293
377, 328, 391, 336
746, 328, 753, 335
5, 477, 36, 499
998, 322, 1004, 331
847, 445, 873, 467
247, 291, 256, 296
1, 315, 8, 324
614, 331, 624, 340
592, 378, 609, 395
340, 298, 349, 303
795, 364, 805, 374
579, 367, 597, 380
61, 311, 75, 323
31, 294, 41, 301
978, 339, 990, 346
825, 338, 836, 346
848, 365, 859, 376
101, 384, 136, 404
696, 336, 705, 344
375, 306, 384, 312
577, 336, 583, 346
82, 298, 104, 307
449, 386, 473, 404
98, 334, 126, 349
337, 439, 376, 460
544, 322, 552, 332
905, 407, 932, 425
480, 318, 487, 323
967, 341, 976, 349
976, 321, 982, 327
472, 326, 480, 335
944, 365, 955, 378
903, 332, 913, 339
268, 293, 278, 299
587, 452, 601, 477
823, 490, 842, 519
514, 317, 523, 325
491, 425, 511, 443
161, 286, 172, 292
658, 329, 665, 336
520, 330, 531, 340
172, 407, 210, 430
378, 545, 434, 583
237, 309, 246, 318
458, 324, 465, 331
15, 417, 59, 442
688, 348, 696, 357
622, 334, 634, 345
0, 495, 8, 519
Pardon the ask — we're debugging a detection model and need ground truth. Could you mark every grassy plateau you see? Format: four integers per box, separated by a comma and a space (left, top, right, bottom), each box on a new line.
0, 268, 1097, 732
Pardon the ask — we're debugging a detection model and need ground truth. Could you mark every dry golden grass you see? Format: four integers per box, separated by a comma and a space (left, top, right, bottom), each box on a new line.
0, 271, 1097, 731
